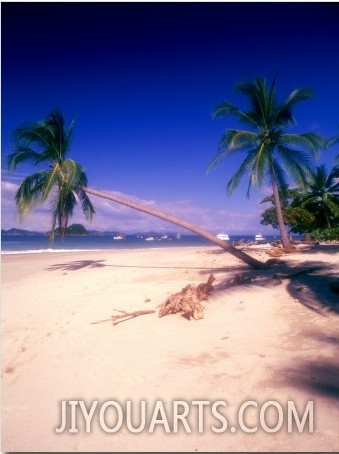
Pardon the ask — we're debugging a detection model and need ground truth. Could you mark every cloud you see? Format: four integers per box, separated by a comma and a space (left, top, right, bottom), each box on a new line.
1, 179, 273, 234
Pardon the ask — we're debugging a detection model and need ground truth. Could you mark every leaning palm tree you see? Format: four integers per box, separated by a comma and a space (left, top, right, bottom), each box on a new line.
208, 76, 325, 251
7, 110, 96, 244
301, 164, 339, 228
81, 186, 267, 268
8, 110, 267, 269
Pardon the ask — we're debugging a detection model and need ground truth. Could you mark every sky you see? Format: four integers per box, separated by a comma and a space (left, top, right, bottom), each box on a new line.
2, 2, 339, 235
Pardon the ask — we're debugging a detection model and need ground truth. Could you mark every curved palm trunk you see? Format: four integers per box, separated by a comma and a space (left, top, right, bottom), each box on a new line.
324, 209, 331, 229
82, 186, 268, 269
271, 177, 295, 251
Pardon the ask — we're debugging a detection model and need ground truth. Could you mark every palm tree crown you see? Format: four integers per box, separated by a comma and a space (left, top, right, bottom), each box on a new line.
7, 110, 95, 243
301, 164, 339, 228
208, 76, 325, 249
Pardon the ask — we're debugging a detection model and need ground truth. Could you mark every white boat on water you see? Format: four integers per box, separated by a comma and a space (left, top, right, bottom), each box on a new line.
113, 235, 124, 240
217, 233, 230, 241
145, 236, 154, 241
255, 233, 265, 242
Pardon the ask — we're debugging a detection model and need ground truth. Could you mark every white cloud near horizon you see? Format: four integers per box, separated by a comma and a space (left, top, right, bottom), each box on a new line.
1, 179, 274, 235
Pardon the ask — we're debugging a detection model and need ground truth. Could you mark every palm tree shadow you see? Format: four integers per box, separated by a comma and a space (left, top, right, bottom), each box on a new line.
278, 360, 339, 400
45, 261, 232, 272
285, 262, 339, 315
46, 260, 108, 271
205, 259, 339, 315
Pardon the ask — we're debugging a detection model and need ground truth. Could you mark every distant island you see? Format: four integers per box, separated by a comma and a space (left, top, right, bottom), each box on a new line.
2, 224, 89, 236
1, 225, 189, 237
1, 228, 45, 236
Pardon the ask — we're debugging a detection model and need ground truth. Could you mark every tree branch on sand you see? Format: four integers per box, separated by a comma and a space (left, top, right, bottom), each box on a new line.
91, 310, 156, 326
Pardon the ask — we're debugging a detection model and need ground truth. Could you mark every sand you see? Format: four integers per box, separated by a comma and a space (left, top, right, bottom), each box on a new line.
1, 244, 339, 452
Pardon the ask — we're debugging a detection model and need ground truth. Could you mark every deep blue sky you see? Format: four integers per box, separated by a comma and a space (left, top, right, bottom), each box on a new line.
2, 2, 339, 234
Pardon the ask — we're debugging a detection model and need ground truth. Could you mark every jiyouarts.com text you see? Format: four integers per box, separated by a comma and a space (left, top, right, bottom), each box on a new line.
56, 399, 314, 434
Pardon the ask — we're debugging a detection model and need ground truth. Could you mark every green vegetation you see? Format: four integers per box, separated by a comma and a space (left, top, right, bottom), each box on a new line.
311, 227, 339, 242
208, 76, 325, 251
301, 165, 339, 229
260, 165, 339, 239
7, 110, 95, 244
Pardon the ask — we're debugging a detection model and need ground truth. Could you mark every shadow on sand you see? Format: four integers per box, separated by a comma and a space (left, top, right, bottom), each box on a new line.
45, 260, 232, 272
45, 247, 339, 315
199, 258, 339, 315
46, 260, 108, 271
272, 360, 339, 400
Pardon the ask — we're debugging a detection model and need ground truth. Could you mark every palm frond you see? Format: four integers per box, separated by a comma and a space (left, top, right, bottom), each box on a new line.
74, 187, 96, 220
325, 195, 339, 216
327, 166, 339, 193
248, 143, 271, 190
14, 125, 55, 158
7, 148, 44, 171
280, 133, 325, 158
212, 101, 258, 128
277, 88, 313, 126
277, 145, 312, 187
207, 130, 260, 174
63, 190, 77, 218
235, 77, 278, 130
15, 171, 49, 217
226, 150, 257, 196
219, 130, 259, 150
41, 163, 62, 201
326, 135, 339, 148
206, 148, 237, 174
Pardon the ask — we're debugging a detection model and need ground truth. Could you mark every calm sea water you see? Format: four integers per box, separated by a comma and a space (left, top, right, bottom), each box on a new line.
1, 234, 278, 255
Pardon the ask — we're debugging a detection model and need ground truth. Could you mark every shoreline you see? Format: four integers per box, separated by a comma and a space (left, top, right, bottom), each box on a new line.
2, 245, 339, 451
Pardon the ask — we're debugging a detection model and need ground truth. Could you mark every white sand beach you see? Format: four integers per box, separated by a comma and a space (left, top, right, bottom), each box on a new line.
1, 245, 339, 452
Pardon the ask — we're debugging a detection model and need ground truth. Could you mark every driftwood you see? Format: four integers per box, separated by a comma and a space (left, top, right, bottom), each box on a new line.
158, 274, 215, 320
266, 248, 285, 258
92, 310, 156, 326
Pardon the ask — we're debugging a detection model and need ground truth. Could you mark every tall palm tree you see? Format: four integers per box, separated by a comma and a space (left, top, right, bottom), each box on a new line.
7, 110, 95, 244
301, 164, 339, 228
208, 76, 325, 251
8, 111, 267, 269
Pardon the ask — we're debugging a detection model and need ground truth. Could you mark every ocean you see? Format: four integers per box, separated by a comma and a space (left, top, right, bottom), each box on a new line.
1, 234, 277, 255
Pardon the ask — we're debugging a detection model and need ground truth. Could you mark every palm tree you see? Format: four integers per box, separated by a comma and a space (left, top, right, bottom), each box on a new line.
7, 110, 95, 244
8, 111, 267, 269
301, 164, 339, 228
208, 76, 325, 251
326, 135, 339, 165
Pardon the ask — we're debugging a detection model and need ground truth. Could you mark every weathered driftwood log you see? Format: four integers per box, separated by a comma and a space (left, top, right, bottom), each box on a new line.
158, 274, 215, 320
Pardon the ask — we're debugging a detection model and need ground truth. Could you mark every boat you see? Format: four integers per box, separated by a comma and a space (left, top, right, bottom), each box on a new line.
254, 233, 265, 242
113, 235, 125, 240
160, 235, 168, 239
216, 233, 230, 241
145, 236, 154, 241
